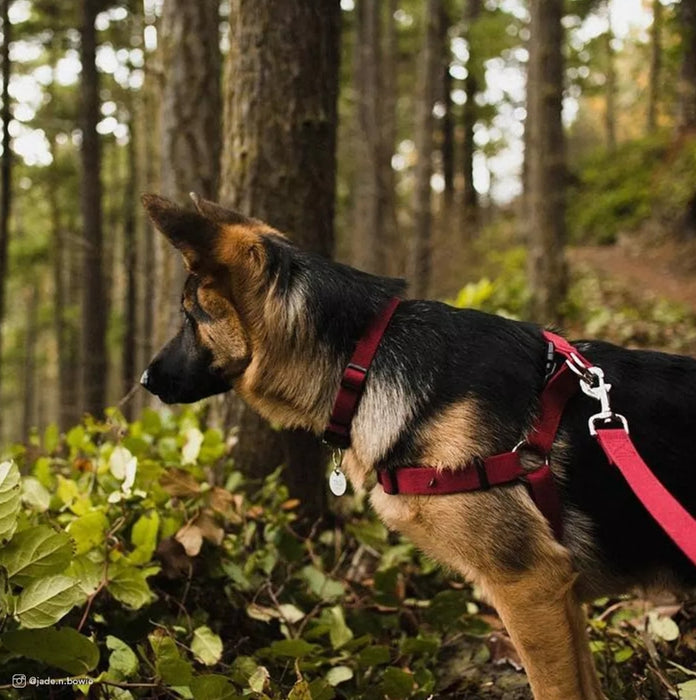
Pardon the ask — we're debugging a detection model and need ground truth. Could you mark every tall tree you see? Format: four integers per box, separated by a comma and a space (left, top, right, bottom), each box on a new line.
351, 0, 398, 276
411, 0, 441, 298
647, 0, 663, 133
461, 0, 482, 233
526, 0, 567, 324
156, 0, 221, 339
678, 0, 696, 131
80, 0, 108, 417
0, 0, 11, 438
222, 0, 341, 522
603, 3, 617, 152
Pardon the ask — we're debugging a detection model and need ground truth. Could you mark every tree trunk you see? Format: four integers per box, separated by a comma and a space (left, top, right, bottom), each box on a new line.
647, 0, 662, 133
0, 0, 11, 439
80, 0, 108, 418
678, 0, 696, 132
411, 0, 441, 298
222, 0, 341, 523
526, 0, 567, 325
441, 3, 454, 209
122, 101, 138, 420
604, 4, 617, 152
352, 0, 384, 274
22, 286, 39, 441
461, 0, 481, 234
157, 0, 221, 339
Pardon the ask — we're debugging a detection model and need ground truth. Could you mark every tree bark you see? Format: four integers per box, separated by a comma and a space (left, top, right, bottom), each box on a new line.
0, 0, 11, 439
647, 0, 662, 133
461, 0, 482, 233
352, 0, 384, 274
22, 286, 39, 441
80, 0, 108, 417
157, 0, 221, 339
222, 0, 341, 523
411, 0, 441, 298
441, 3, 454, 209
526, 0, 567, 325
678, 0, 696, 132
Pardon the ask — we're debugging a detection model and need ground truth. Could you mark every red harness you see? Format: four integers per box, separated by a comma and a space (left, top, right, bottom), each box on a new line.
324, 298, 696, 566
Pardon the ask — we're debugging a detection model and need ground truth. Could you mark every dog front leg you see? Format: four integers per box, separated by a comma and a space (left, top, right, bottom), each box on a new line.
481, 561, 605, 700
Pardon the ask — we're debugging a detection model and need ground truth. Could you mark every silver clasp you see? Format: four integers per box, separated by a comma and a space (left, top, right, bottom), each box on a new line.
578, 365, 629, 436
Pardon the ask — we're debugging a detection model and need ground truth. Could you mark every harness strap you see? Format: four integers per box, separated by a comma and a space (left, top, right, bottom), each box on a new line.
596, 428, 696, 565
323, 297, 401, 448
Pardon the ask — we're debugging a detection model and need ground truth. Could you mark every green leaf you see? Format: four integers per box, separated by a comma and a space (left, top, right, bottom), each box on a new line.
326, 606, 353, 649
0, 460, 21, 544
308, 679, 336, 700
2, 627, 99, 674
67, 510, 109, 555
150, 635, 193, 686
248, 665, 270, 693
15, 574, 84, 628
423, 589, 471, 629
0, 568, 12, 618
647, 611, 680, 642
67, 555, 103, 596
21, 477, 51, 511
190, 674, 240, 700
129, 511, 160, 565
300, 565, 344, 601
191, 625, 223, 666
358, 644, 391, 667
678, 680, 696, 700
380, 667, 415, 699
266, 638, 317, 658
0, 525, 74, 584
613, 646, 634, 663
108, 565, 157, 609
325, 666, 353, 687
43, 423, 60, 453
106, 635, 139, 680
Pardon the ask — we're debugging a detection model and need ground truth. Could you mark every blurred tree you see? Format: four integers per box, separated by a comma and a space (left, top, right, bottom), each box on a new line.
221, 0, 340, 523
351, 0, 398, 276
603, 2, 617, 151
648, 0, 663, 133
678, 0, 696, 131
526, 0, 567, 324
411, 0, 441, 297
0, 0, 11, 436
80, 0, 108, 417
461, 0, 481, 231
156, 0, 221, 340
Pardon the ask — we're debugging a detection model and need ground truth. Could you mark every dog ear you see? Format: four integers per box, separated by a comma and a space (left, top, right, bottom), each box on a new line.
189, 192, 254, 226
141, 193, 220, 272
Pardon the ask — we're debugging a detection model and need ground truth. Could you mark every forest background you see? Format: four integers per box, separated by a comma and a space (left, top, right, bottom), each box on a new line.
0, 0, 695, 698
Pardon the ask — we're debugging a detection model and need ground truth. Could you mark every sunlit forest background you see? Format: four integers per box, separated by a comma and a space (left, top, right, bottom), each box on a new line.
0, 0, 695, 698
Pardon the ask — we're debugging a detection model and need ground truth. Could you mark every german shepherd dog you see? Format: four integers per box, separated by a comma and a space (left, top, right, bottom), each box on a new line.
141, 193, 696, 700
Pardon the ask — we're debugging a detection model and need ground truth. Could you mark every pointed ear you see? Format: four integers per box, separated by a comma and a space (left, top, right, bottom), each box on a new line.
141, 193, 219, 272
189, 192, 254, 226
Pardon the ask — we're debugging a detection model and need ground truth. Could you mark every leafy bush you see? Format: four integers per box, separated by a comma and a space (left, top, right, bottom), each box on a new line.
0, 408, 494, 699
0, 405, 694, 698
567, 135, 670, 245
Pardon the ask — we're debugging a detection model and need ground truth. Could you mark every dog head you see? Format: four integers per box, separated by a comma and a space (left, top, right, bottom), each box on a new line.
140, 193, 269, 404
141, 193, 406, 431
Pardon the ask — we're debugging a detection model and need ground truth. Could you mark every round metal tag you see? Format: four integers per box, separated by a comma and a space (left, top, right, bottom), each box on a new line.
329, 469, 347, 496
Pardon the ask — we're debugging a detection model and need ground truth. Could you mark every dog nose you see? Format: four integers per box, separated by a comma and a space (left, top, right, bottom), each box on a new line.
140, 368, 151, 388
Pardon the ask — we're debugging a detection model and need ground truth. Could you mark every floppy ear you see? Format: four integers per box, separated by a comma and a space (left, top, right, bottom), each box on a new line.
141, 193, 219, 272
189, 192, 255, 226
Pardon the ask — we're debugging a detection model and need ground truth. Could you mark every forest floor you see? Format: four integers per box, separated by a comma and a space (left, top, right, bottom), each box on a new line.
570, 236, 696, 312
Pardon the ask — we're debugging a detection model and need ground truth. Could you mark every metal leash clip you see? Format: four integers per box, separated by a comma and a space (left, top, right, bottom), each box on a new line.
578, 365, 629, 436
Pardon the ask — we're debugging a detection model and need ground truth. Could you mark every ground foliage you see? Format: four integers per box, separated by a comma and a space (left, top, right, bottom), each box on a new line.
0, 394, 693, 699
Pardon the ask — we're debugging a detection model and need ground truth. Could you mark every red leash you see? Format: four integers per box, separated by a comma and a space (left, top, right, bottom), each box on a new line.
324, 299, 696, 567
